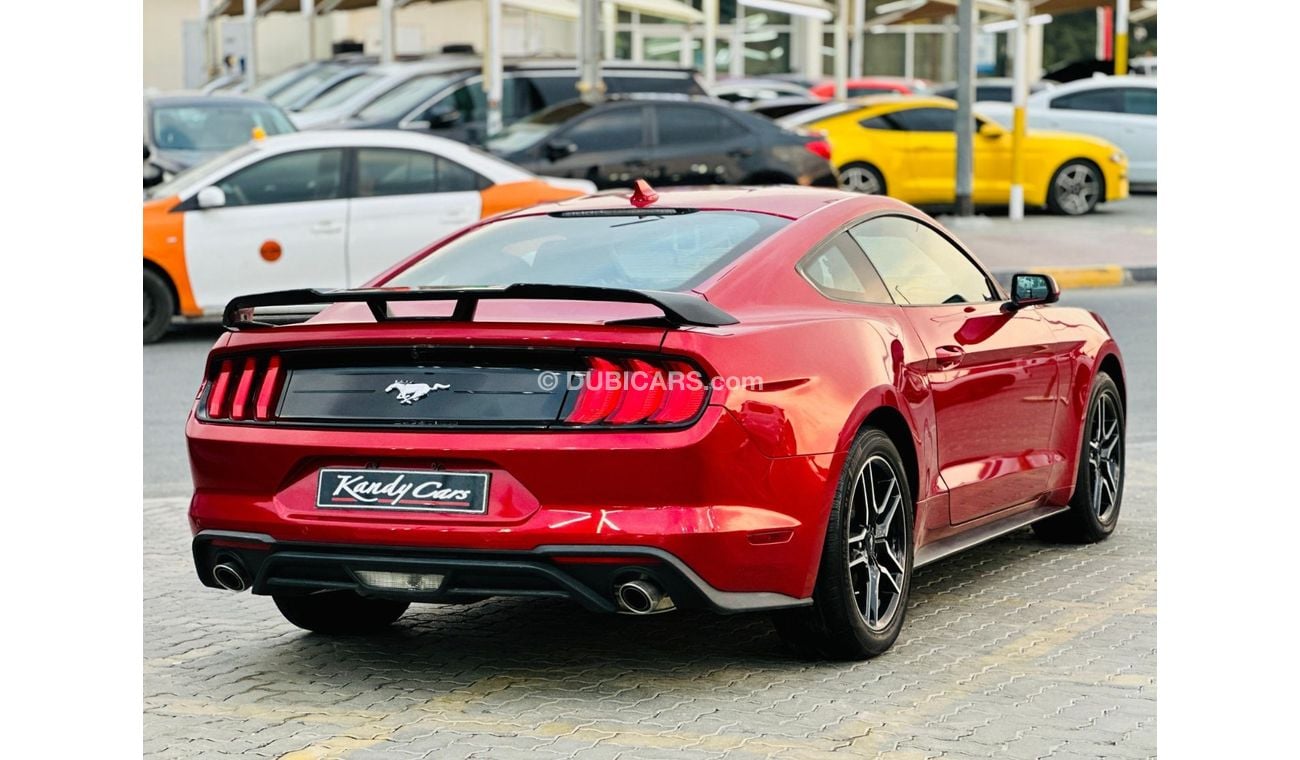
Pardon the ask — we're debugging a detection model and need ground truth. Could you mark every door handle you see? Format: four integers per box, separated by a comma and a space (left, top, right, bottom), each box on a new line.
311, 221, 342, 234
935, 345, 965, 369
727, 147, 754, 158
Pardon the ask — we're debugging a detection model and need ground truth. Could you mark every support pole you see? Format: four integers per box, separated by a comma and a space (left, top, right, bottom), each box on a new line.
199, 0, 216, 79
703, 0, 718, 87
244, 0, 258, 87
1009, 0, 1028, 221
602, 2, 616, 60
904, 25, 915, 81
577, 0, 605, 103
485, 0, 503, 137
303, 0, 316, 61
730, 4, 744, 77
1114, 0, 1130, 75
849, 0, 865, 80
833, 0, 848, 100
954, 0, 975, 216
379, 0, 395, 64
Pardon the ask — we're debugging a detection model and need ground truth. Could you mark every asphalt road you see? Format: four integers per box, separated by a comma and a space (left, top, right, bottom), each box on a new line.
143, 286, 1155, 498
144, 286, 1155, 759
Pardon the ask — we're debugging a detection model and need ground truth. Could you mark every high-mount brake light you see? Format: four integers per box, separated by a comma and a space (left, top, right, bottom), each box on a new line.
204, 354, 285, 423
564, 356, 708, 427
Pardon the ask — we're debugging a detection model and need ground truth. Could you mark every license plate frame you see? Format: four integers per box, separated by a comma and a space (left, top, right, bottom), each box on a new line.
315, 468, 490, 514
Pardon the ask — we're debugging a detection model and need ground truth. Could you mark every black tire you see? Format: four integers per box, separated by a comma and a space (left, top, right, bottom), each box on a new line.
143, 268, 174, 344
772, 428, 914, 660
838, 162, 886, 195
274, 591, 409, 635
1046, 160, 1102, 215
1033, 373, 1124, 543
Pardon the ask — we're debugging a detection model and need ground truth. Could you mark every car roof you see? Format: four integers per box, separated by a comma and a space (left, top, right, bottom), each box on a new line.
241, 130, 487, 155
490, 186, 906, 221
146, 94, 278, 107
1050, 75, 1157, 92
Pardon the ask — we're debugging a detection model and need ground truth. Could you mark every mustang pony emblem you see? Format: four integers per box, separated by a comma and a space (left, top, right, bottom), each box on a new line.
385, 380, 451, 405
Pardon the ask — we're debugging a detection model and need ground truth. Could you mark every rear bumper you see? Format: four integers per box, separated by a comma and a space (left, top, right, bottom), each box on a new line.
187, 406, 837, 600
193, 530, 811, 614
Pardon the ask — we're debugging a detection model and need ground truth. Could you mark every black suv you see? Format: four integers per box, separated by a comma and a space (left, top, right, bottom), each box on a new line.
486, 95, 837, 190
337, 60, 707, 144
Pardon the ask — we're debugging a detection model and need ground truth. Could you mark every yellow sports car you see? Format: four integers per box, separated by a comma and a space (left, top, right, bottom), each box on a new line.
805, 96, 1129, 214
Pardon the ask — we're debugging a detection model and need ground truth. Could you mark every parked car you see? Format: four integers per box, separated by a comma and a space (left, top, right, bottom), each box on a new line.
486, 95, 836, 190
977, 76, 1156, 186
244, 58, 367, 106
739, 96, 828, 120
288, 58, 476, 130
808, 95, 1129, 214
711, 77, 814, 103
251, 57, 378, 110
809, 76, 927, 100
186, 185, 1126, 660
929, 77, 1055, 102
144, 94, 296, 187
331, 60, 710, 143
142, 131, 594, 342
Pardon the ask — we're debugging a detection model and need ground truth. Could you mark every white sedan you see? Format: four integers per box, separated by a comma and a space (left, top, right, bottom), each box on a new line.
143, 130, 594, 341
978, 76, 1156, 186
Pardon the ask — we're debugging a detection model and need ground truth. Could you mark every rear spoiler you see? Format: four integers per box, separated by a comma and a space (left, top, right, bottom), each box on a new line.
222, 284, 739, 330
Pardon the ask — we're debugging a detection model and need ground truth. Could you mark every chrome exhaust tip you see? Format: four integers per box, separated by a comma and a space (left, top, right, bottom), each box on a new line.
212, 562, 248, 592
615, 579, 673, 615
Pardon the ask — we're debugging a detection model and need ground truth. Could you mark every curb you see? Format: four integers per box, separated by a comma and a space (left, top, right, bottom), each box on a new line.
992, 265, 1155, 291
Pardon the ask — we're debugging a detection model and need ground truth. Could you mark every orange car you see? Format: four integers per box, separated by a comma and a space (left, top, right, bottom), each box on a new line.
144, 131, 593, 342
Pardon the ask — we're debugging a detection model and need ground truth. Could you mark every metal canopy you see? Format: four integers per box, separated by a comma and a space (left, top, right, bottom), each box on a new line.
214, 0, 704, 21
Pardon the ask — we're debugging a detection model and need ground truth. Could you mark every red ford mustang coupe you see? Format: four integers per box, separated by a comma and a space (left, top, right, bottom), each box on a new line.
187, 184, 1125, 660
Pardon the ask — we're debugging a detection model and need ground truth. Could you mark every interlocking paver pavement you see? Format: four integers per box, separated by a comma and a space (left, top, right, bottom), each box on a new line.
144, 436, 1154, 759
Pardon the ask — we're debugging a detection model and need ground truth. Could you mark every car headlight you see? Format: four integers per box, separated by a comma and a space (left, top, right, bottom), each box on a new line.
1109, 152, 1126, 164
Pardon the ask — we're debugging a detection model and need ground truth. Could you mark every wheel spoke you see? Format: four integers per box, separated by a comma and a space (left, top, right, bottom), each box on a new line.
864, 565, 880, 625
879, 542, 905, 574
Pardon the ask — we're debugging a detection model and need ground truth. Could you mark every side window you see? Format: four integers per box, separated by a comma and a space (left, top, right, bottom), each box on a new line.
1051, 88, 1122, 113
848, 216, 996, 305
561, 107, 647, 152
656, 105, 746, 146
355, 149, 488, 196
436, 156, 489, 192
503, 76, 545, 122
798, 233, 891, 304
528, 75, 581, 108
217, 149, 344, 206
1122, 87, 1157, 116
356, 148, 435, 196
886, 107, 955, 132
859, 115, 894, 130
422, 84, 485, 125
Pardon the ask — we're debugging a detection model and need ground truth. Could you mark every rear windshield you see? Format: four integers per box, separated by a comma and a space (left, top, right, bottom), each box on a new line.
388, 210, 788, 291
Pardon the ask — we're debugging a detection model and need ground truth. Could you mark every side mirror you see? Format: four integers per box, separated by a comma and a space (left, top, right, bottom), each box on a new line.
978, 120, 1006, 138
196, 186, 227, 209
1007, 273, 1060, 310
429, 109, 462, 128
144, 143, 152, 161
544, 140, 578, 162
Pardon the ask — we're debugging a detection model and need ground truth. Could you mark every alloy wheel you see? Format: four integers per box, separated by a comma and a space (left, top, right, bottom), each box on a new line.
1054, 163, 1100, 214
1086, 391, 1123, 522
847, 455, 907, 631
841, 166, 882, 194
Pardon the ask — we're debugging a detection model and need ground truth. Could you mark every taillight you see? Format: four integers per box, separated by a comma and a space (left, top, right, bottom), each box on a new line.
804, 139, 832, 161
564, 356, 709, 427
202, 354, 284, 423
